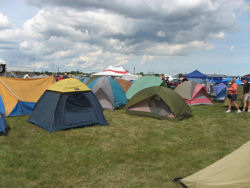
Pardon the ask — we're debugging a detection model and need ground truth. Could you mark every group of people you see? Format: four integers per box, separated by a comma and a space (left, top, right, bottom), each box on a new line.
161, 75, 188, 88
226, 78, 250, 113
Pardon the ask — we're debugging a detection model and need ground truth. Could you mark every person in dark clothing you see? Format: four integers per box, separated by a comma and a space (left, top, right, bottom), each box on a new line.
242, 78, 250, 112
182, 76, 188, 82
165, 77, 170, 88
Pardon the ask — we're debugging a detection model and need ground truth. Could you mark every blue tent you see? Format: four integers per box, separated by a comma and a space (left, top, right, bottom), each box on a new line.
213, 84, 227, 101
185, 70, 207, 79
220, 77, 242, 85
0, 113, 7, 135
88, 77, 127, 110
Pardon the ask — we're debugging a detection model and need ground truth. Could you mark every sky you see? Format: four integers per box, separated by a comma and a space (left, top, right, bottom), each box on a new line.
0, 0, 249, 75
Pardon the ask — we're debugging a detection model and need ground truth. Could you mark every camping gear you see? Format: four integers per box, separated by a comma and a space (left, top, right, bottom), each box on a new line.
224, 85, 243, 107
115, 79, 132, 92
126, 86, 191, 120
0, 76, 55, 116
28, 78, 108, 132
0, 113, 7, 135
175, 81, 212, 106
126, 76, 163, 100
177, 141, 250, 188
213, 84, 227, 101
88, 77, 127, 110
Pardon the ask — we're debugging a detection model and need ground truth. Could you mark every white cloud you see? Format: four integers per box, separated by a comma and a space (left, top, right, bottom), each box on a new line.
0, 0, 248, 71
230, 45, 235, 51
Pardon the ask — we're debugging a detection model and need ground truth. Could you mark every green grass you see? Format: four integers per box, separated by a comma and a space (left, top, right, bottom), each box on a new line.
0, 103, 249, 187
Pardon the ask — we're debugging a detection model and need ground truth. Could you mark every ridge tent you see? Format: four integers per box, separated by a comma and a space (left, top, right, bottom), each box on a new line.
126, 86, 191, 120
178, 141, 250, 188
213, 84, 227, 101
88, 77, 127, 110
175, 81, 212, 106
115, 79, 132, 92
28, 78, 108, 132
126, 76, 163, 100
0, 76, 55, 116
223, 85, 243, 107
0, 113, 7, 135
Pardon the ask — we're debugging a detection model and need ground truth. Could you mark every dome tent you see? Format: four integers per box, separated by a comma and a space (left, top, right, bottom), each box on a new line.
175, 81, 212, 106
126, 76, 163, 100
28, 78, 108, 132
125, 86, 191, 120
115, 79, 132, 92
88, 77, 127, 110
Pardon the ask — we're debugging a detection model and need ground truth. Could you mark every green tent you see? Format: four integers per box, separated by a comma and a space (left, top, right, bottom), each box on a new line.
178, 141, 250, 188
224, 85, 243, 107
125, 86, 192, 120
126, 76, 163, 100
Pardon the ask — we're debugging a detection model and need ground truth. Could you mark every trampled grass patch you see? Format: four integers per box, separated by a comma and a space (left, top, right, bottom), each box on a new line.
0, 103, 249, 187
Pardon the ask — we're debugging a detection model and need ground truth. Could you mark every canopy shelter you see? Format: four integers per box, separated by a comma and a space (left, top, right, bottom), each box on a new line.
92, 66, 128, 77
178, 141, 250, 188
126, 86, 191, 120
0, 76, 55, 116
126, 76, 163, 100
185, 70, 207, 79
175, 81, 212, 106
28, 78, 108, 132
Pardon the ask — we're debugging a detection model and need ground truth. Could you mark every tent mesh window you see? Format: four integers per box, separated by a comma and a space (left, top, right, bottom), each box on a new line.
65, 93, 91, 112
149, 95, 174, 118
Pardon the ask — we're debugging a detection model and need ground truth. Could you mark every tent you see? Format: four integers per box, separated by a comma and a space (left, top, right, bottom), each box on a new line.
178, 141, 250, 188
185, 70, 207, 79
115, 79, 132, 92
213, 84, 227, 101
0, 113, 7, 135
88, 77, 127, 110
92, 65, 128, 77
220, 77, 242, 85
126, 86, 191, 120
121, 73, 139, 81
126, 76, 163, 100
224, 85, 243, 107
80, 77, 90, 84
175, 81, 212, 106
0, 76, 55, 116
28, 78, 108, 132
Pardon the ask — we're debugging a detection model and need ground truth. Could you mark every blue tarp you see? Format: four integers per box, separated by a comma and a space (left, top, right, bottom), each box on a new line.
185, 70, 207, 79
213, 84, 227, 101
220, 77, 242, 85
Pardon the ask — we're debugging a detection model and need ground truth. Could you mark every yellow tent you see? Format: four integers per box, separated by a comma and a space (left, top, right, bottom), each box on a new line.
181, 141, 250, 188
0, 76, 55, 116
48, 78, 90, 93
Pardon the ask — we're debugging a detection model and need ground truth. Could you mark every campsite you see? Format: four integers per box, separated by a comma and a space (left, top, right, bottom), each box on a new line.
1, 1, 250, 187
0, 67, 250, 187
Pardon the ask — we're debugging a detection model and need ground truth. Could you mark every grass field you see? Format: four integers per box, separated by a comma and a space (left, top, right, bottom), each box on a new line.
0, 103, 249, 187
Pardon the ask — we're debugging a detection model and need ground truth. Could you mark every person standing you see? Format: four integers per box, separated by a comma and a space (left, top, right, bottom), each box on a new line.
182, 76, 188, 82
226, 78, 241, 113
242, 78, 250, 112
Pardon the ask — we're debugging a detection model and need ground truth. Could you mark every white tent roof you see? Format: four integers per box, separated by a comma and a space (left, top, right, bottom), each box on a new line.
0, 59, 6, 65
92, 65, 128, 77
121, 73, 139, 81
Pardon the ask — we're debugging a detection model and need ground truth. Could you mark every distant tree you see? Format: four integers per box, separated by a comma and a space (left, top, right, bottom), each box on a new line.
139, 72, 144, 76
178, 73, 183, 78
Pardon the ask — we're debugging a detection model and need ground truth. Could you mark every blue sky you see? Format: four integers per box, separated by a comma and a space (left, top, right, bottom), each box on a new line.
0, 0, 249, 75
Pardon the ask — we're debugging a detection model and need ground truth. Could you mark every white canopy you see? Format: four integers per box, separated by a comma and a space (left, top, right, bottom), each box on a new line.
121, 73, 139, 81
0, 59, 6, 65
92, 65, 128, 77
